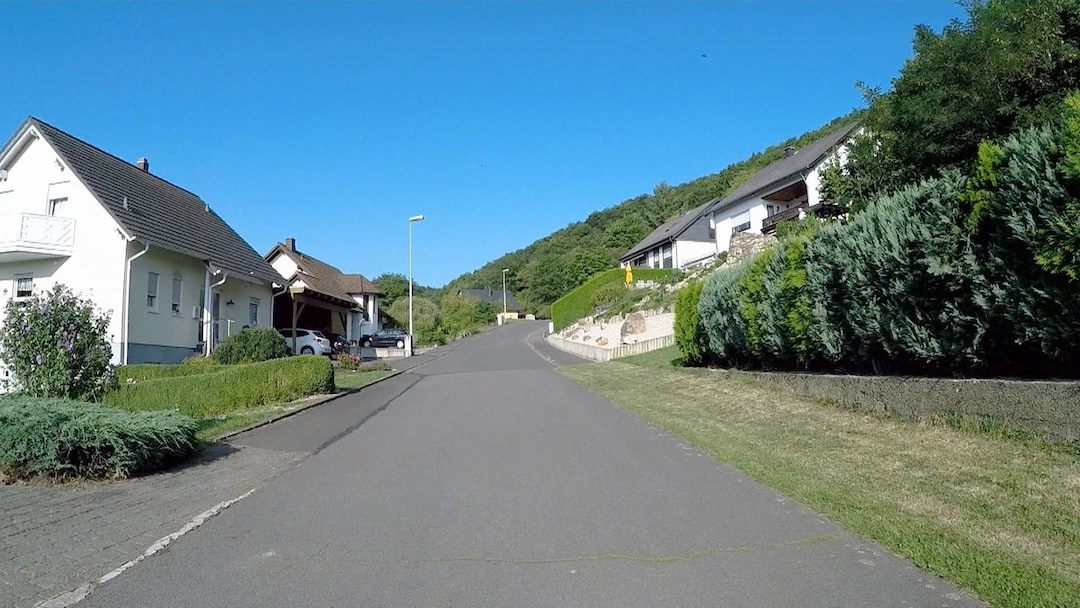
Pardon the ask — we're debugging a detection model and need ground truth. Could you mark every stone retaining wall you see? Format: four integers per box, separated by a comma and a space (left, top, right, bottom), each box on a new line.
546, 333, 676, 363
731, 370, 1080, 444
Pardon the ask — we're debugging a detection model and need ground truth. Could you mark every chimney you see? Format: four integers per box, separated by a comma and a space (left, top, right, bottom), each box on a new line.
285, 237, 296, 252
784, 145, 796, 158
135, 157, 150, 172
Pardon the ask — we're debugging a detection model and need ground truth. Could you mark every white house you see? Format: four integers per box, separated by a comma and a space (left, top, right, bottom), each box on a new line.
619, 200, 717, 270
708, 124, 857, 252
0, 117, 280, 376
265, 238, 383, 344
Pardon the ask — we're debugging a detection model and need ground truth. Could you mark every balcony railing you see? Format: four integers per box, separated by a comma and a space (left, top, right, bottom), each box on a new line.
0, 213, 76, 261
761, 205, 805, 234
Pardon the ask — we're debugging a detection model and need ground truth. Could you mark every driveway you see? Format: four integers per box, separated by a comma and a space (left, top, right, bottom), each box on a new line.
60, 322, 982, 606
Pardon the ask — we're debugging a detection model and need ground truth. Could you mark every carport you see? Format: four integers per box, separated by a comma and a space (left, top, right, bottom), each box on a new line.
273, 279, 362, 353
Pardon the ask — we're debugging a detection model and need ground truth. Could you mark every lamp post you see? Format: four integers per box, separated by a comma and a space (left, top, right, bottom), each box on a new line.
408, 214, 424, 353
501, 268, 510, 321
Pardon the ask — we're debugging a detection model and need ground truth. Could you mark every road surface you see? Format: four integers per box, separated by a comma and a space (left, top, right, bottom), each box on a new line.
80, 321, 983, 607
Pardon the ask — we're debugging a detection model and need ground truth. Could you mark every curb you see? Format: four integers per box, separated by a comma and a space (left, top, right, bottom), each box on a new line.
213, 369, 405, 442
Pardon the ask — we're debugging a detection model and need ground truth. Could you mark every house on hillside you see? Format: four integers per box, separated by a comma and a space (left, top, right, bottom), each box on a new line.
0, 117, 279, 374
459, 288, 520, 318
618, 201, 717, 270
265, 238, 384, 344
708, 124, 857, 252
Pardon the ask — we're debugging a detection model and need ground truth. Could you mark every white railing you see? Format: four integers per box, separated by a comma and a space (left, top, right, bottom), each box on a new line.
546, 333, 676, 362
0, 213, 76, 256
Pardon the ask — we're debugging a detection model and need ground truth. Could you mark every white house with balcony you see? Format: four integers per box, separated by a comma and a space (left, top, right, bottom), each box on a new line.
0, 117, 280, 379
708, 123, 857, 252
618, 200, 717, 271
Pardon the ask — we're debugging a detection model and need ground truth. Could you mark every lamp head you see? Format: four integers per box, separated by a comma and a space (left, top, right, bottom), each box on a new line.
409, 214, 425, 222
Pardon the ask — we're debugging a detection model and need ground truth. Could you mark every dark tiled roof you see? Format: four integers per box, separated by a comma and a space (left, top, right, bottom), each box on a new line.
460, 288, 519, 311
707, 123, 858, 215
15, 117, 281, 285
266, 243, 383, 306
619, 200, 712, 263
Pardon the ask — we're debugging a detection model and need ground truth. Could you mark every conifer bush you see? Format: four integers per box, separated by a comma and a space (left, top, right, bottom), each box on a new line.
674, 279, 709, 366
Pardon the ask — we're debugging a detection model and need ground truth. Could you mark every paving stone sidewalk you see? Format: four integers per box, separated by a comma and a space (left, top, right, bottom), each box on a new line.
0, 443, 303, 608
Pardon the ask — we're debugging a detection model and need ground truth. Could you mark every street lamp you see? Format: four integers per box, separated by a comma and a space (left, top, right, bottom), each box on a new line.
501, 268, 510, 320
408, 215, 424, 353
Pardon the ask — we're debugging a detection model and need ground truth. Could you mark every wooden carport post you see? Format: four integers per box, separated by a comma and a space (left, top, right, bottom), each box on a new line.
291, 296, 306, 354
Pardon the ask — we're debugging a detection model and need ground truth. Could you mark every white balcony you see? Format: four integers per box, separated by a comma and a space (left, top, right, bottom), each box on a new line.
0, 213, 76, 262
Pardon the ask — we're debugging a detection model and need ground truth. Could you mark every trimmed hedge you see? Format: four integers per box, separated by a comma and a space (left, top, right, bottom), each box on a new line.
119, 361, 223, 382
552, 267, 676, 330
212, 327, 291, 364
105, 355, 335, 418
696, 115, 1080, 377
673, 279, 709, 366
0, 395, 197, 480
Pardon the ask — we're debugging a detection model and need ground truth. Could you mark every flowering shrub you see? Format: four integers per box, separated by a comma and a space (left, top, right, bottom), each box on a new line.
0, 284, 115, 400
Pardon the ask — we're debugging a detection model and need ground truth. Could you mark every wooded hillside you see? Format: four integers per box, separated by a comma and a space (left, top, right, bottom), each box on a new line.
444, 112, 862, 315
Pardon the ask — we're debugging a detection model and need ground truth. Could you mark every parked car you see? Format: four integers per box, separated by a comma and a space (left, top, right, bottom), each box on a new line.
330, 333, 351, 354
278, 328, 333, 355
362, 328, 408, 349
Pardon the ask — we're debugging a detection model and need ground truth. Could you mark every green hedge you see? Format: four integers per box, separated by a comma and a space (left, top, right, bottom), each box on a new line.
0, 395, 197, 480
673, 279, 709, 366
118, 361, 222, 382
696, 115, 1080, 377
551, 267, 676, 330
105, 355, 334, 418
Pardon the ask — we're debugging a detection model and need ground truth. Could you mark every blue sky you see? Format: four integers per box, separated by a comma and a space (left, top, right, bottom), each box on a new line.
1, 2, 965, 287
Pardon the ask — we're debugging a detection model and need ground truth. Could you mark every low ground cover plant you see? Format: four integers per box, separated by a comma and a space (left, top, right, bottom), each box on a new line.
106, 355, 334, 418
0, 395, 197, 481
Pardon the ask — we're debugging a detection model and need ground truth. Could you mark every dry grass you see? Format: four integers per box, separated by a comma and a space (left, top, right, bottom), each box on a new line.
559, 361, 1080, 608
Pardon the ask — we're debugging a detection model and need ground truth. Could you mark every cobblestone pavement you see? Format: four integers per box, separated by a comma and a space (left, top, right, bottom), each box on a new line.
0, 443, 304, 608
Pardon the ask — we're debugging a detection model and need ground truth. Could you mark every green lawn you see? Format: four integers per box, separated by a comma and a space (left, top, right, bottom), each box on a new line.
559, 359, 1080, 608
335, 368, 393, 391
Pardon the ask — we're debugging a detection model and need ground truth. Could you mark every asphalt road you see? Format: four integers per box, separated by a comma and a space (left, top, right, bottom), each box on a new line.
81, 322, 984, 607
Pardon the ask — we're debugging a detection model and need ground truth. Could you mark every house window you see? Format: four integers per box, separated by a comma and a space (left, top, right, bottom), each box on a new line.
731, 211, 751, 234
708, 219, 716, 240
48, 197, 68, 216
249, 297, 260, 327
171, 276, 182, 315
14, 274, 33, 299
147, 272, 159, 311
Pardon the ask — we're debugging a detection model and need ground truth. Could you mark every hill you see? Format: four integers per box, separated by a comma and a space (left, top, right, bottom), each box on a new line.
444, 111, 863, 315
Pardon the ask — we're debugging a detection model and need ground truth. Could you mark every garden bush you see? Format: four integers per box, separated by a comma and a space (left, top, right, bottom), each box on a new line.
0, 284, 115, 400
0, 395, 197, 480
674, 279, 709, 366
118, 361, 223, 382
212, 327, 291, 364
105, 355, 334, 418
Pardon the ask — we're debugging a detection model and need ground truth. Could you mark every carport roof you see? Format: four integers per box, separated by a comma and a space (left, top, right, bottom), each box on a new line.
265, 242, 383, 307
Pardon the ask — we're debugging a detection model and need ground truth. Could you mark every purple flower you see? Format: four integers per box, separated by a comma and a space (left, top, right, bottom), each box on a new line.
35, 354, 43, 365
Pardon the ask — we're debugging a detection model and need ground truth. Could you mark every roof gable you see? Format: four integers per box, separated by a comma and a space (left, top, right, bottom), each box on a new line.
12, 117, 281, 285
266, 243, 384, 304
708, 123, 858, 214
619, 200, 712, 262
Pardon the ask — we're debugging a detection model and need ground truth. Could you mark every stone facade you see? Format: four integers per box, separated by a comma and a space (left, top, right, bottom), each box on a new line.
723, 232, 778, 266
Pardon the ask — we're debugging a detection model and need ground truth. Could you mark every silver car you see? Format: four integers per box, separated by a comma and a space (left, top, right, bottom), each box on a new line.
279, 328, 333, 355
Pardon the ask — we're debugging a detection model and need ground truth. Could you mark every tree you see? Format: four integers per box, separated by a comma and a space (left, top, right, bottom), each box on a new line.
827, 0, 1080, 204
372, 273, 410, 307
386, 297, 441, 344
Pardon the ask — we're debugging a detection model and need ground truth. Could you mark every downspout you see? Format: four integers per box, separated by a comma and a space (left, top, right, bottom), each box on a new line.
270, 282, 288, 328
121, 239, 150, 365
205, 270, 228, 355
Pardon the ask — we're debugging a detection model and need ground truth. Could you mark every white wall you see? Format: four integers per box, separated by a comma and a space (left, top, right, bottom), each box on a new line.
269, 253, 297, 280
127, 247, 273, 355
0, 130, 128, 364
674, 239, 717, 268
712, 196, 771, 254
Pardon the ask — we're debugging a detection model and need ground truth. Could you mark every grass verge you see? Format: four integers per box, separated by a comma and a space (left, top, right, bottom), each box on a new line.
558, 361, 1080, 608
335, 368, 393, 391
